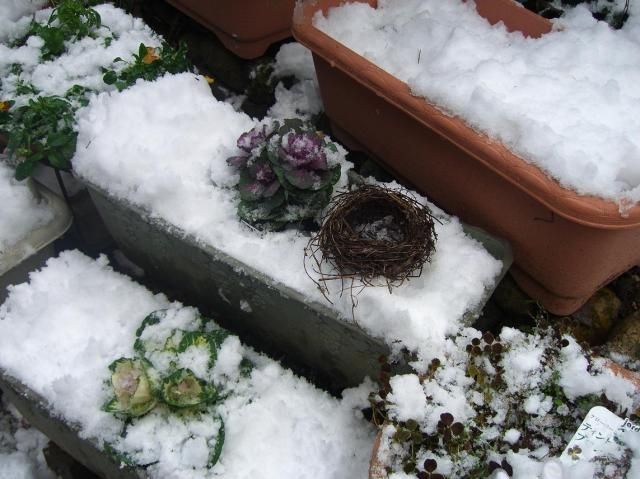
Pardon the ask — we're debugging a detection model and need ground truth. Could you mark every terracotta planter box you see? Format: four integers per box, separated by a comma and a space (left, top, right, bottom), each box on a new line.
166, 0, 295, 59
292, 0, 640, 315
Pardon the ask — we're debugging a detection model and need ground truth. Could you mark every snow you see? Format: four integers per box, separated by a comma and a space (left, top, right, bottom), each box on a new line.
0, 0, 47, 43
72, 72, 503, 356
0, 250, 375, 478
0, 397, 55, 479
559, 336, 637, 412
314, 0, 640, 209
268, 42, 323, 120
500, 327, 548, 393
378, 328, 640, 479
0, 161, 53, 254
4, 3, 637, 477
504, 428, 521, 445
387, 374, 427, 423
0, 4, 161, 105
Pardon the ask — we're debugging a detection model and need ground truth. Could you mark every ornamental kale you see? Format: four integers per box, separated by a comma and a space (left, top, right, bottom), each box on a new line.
161, 368, 216, 408
103, 309, 241, 469
227, 119, 341, 230
104, 357, 158, 418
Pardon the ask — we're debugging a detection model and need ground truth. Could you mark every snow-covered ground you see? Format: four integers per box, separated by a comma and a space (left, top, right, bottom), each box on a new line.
315, 0, 640, 209
2, 2, 639, 478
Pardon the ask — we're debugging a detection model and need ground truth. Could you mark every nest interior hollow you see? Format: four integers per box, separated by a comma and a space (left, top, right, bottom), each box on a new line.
308, 184, 438, 289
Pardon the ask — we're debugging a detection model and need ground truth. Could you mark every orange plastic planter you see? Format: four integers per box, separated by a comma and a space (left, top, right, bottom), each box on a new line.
166, 0, 295, 59
293, 0, 640, 315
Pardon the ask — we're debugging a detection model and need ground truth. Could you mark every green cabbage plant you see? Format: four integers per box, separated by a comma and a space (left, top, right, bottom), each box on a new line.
103, 309, 251, 469
161, 368, 217, 408
104, 358, 158, 418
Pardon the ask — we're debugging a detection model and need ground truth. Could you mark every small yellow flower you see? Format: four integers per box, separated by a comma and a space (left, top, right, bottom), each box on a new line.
142, 47, 160, 65
204, 75, 215, 85
0, 101, 10, 112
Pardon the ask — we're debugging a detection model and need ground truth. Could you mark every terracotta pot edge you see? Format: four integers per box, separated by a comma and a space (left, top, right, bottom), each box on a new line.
369, 428, 387, 479
167, 0, 295, 59
293, 0, 640, 229
604, 360, 640, 392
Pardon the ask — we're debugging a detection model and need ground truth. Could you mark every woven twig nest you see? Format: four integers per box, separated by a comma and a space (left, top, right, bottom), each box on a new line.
305, 184, 438, 301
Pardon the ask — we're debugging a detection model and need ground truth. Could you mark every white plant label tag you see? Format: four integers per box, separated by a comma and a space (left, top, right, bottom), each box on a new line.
560, 406, 624, 464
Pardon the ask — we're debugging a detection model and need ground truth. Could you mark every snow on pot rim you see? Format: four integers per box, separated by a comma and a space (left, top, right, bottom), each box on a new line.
0, 160, 71, 276
0, 250, 375, 478
297, 0, 640, 226
0, 160, 54, 258
72, 72, 504, 355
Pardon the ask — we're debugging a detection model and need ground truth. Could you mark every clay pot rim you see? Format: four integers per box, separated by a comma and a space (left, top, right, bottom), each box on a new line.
293, 0, 640, 229
166, 0, 296, 59
369, 424, 387, 479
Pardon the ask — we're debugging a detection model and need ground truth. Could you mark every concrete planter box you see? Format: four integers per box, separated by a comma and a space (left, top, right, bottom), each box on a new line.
166, 0, 296, 59
0, 180, 72, 303
0, 372, 142, 479
292, 0, 640, 315
82, 180, 511, 391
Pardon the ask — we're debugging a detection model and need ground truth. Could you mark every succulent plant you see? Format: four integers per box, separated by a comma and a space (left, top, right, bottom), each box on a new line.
227, 119, 341, 230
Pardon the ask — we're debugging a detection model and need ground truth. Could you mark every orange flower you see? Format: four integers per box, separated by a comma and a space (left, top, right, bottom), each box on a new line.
142, 47, 160, 65
0, 101, 10, 112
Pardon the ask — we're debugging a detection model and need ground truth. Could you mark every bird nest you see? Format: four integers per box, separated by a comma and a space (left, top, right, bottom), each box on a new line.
305, 184, 438, 303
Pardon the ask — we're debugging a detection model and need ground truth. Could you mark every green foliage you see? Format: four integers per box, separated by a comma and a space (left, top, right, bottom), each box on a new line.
176, 330, 230, 367
104, 309, 249, 469
209, 417, 225, 467
2, 94, 77, 180
64, 84, 92, 106
368, 328, 626, 478
9, 64, 23, 76
102, 42, 192, 91
26, 0, 101, 60
103, 442, 137, 467
245, 60, 277, 106
0, 101, 13, 128
519, 0, 631, 28
14, 79, 39, 96
1, 8, 192, 181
